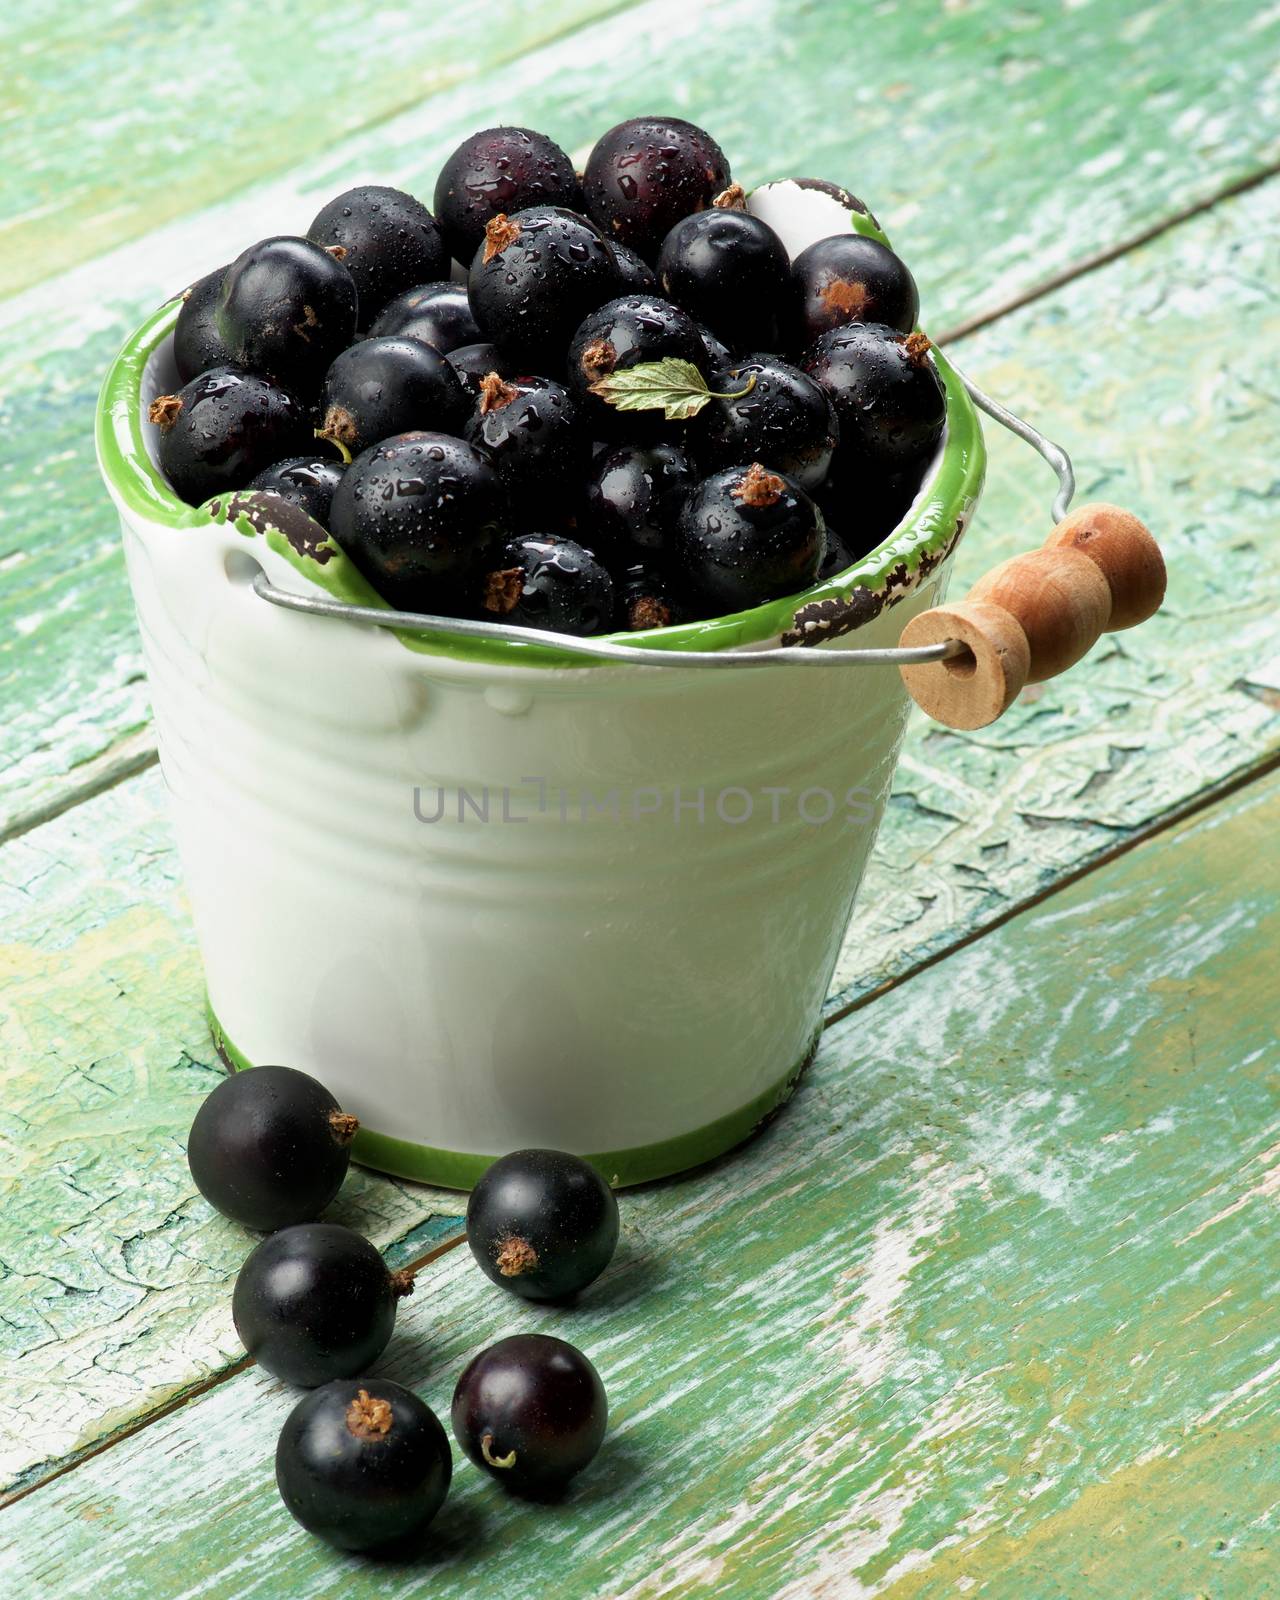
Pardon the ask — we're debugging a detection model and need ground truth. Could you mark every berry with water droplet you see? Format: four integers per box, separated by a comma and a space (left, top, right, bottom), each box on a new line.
150, 365, 311, 505
365, 280, 481, 352
434, 126, 583, 265
675, 461, 825, 613
317, 335, 467, 457
173, 264, 232, 383
690, 354, 839, 492
482, 534, 615, 636
789, 233, 919, 345
582, 441, 695, 561
216, 236, 357, 395
248, 456, 347, 526
657, 208, 789, 351
464, 373, 591, 507
582, 117, 730, 260
615, 559, 681, 630
802, 325, 945, 471
445, 341, 518, 403
610, 241, 658, 294
567, 294, 705, 439
307, 186, 447, 327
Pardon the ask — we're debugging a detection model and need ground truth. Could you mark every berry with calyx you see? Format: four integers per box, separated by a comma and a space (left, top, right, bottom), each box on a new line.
216, 236, 357, 395
675, 461, 825, 613
434, 126, 582, 265
802, 325, 945, 471
248, 456, 347, 526
657, 208, 789, 351
567, 294, 705, 439
690, 354, 839, 492
445, 341, 518, 403
233, 1223, 414, 1386
464, 373, 591, 504
150, 365, 311, 505
616, 560, 681, 630
452, 1334, 607, 1497
276, 1379, 451, 1552
306, 186, 447, 327
582, 116, 730, 260
317, 336, 467, 457
468, 206, 619, 368
583, 442, 695, 561
482, 534, 615, 636
789, 233, 919, 344
173, 264, 231, 383
365, 280, 481, 352
329, 431, 504, 613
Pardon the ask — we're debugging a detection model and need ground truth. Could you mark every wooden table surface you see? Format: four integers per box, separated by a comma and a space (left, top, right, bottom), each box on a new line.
2, 2, 1278, 1594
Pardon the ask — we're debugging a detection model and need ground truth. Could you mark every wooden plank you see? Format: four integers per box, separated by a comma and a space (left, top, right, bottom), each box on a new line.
6, 772, 1277, 1597
0, 774, 464, 1497
4, 0, 1280, 829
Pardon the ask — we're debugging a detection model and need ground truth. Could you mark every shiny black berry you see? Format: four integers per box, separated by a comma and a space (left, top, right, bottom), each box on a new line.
248, 457, 347, 527
149, 365, 311, 505
567, 293, 705, 440
690, 354, 839, 493
464, 373, 590, 507
434, 126, 582, 265
317, 336, 467, 457
468, 206, 619, 369
482, 534, 615, 636
186, 1065, 357, 1231
657, 207, 790, 351
329, 431, 504, 614
445, 341, 518, 403
365, 280, 481, 352
233, 1223, 414, 1386
216, 236, 357, 395
803, 326, 945, 471
466, 1148, 619, 1302
818, 525, 858, 581
616, 559, 681, 630
276, 1379, 451, 1553
610, 241, 658, 294
173, 264, 231, 383
816, 459, 922, 555
696, 322, 734, 373
582, 117, 731, 260
306, 186, 447, 327
790, 233, 919, 344
675, 462, 825, 614
583, 442, 695, 561
452, 1334, 607, 1496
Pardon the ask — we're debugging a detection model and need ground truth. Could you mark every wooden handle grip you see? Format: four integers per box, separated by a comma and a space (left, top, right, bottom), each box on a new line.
898, 502, 1165, 730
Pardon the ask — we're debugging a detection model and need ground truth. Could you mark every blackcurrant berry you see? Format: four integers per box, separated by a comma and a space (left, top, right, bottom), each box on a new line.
233, 1223, 414, 1387
583, 442, 695, 561
434, 126, 582, 266
173, 264, 231, 383
482, 534, 615, 637
657, 207, 790, 351
445, 341, 518, 404
329, 431, 504, 614
582, 117, 731, 260
464, 373, 591, 509
452, 1334, 607, 1496
216, 236, 357, 395
276, 1379, 452, 1553
803, 326, 945, 471
307, 186, 447, 328
815, 459, 921, 555
695, 322, 734, 373
317, 336, 468, 457
616, 559, 681, 630
149, 365, 311, 505
818, 525, 858, 581
610, 241, 658, 294
248, 456, 347, 527
566, 294, 705, 439
690, 354, 839, 493
675, 461, 825, 614
365, 280, 481, 353
468, 207, 619, 369
789, 233, 919, 344
187, 1065, 358, 1230
466, 1148, 619, 1302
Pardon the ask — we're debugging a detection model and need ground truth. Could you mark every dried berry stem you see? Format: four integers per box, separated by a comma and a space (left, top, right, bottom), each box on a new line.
328, 1109, 359, 1145
478, 372, 519, 413
481, 1433, 517, 1470
346, 1389, 394, 1441
732, 462, 786, 508
388, 1269, 416, 1299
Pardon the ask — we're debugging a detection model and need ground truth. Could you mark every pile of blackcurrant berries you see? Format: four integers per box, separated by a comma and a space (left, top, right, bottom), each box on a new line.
151, 116, 944, 636
188, 1068, 619, 1554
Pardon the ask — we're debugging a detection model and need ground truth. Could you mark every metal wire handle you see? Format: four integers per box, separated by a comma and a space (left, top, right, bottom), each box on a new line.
252, 364, 1075, 668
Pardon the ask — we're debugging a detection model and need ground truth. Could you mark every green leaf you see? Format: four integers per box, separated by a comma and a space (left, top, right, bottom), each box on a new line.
588, 357, 757, 421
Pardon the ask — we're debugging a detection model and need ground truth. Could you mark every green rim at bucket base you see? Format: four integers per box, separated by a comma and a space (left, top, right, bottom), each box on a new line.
207, 1001, 814, 1190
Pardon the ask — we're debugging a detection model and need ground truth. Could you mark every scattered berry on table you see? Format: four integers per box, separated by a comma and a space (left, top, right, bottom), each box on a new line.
172, 264, 231, 383
247, 457, 347, 527
452, 1333, 607, 1496
657, 207, 790, 352
802, 324, 945, 472
216, 236, 357, 395
675, 461, 825, 613
789, 232, 919, 345
306, 186, 448, 327
365, 279, 481, 352
463, 372, 591, 507
466, 1147, 620, 1301
233, 1222, 414, 1387
690, 353, 839, 492
583, 441, 695, 562
434, 126, 583, 266
482, 534, 616, 637
149, 365, 311, 505
328, 431, 504, 614
317, 335, 468, 457
582, 116, 731, 260
276, 1379, 452, 1552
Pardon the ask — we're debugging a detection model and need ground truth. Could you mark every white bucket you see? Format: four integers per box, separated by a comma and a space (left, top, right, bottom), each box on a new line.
95, 185, 986, 1187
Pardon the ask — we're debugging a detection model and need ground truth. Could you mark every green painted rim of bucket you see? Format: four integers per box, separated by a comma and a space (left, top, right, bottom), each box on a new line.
96, 303, 985, 671
208, 1000, 815, 1191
